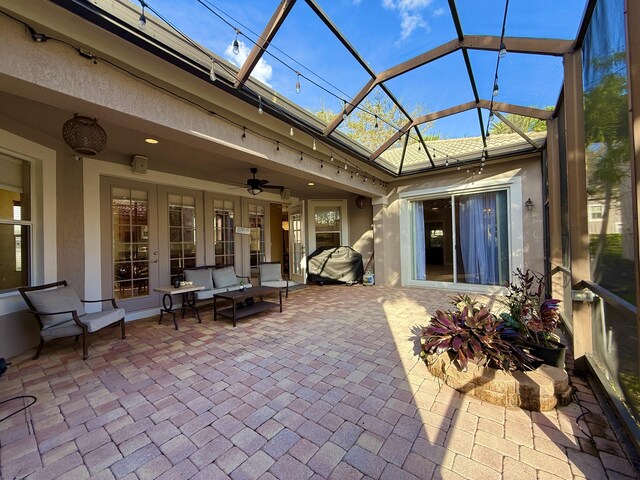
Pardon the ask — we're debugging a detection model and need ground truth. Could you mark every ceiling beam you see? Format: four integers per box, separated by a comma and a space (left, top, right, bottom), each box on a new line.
323, 77, 375, 136
462, 35, 574, 56
477, 100, 553, 119
376, 39, 462, 84
494, 111, 540, 148
369, 121, 413, 161
234, 0, 296, 89
410, 101, 478, 127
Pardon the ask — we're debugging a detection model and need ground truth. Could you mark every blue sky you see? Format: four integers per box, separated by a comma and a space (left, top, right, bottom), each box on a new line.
139, 0, 587, 139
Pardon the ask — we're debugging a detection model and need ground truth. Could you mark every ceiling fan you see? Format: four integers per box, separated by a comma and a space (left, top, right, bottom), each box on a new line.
245, 168, 290, 199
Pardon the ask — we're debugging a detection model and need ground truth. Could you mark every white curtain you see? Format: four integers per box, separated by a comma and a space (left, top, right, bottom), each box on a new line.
458, 193, 498, 284
413, 201, 426, 280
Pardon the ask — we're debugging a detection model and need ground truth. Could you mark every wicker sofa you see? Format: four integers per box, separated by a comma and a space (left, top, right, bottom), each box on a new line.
183, 265, 252, 305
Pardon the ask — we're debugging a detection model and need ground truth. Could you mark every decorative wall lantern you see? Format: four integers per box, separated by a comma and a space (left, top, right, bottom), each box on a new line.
524, 198, 534, 211
62, 114, 107, 156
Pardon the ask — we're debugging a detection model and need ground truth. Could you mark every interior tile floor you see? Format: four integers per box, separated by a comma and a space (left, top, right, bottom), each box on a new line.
1, 285, 638, 480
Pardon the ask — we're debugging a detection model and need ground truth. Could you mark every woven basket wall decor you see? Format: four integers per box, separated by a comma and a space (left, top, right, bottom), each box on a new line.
62, 114, 107, 156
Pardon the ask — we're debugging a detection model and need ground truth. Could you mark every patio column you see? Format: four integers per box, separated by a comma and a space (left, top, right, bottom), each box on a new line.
564, 50, 592, 371
624, 0, 640, 373
546, 118, 567, 304
372, 196, 388, 285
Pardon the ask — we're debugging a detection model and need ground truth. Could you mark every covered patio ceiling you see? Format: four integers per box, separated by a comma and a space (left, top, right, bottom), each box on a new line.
85, 0, 588, 176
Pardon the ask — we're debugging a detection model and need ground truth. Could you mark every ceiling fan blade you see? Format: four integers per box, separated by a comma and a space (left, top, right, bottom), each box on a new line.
259, 179, 270, 186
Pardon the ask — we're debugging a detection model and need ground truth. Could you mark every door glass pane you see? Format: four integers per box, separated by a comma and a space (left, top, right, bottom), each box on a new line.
412, 198, 454, 282
112, 188, 149, 299
213, 199, 235, 267
455, 191, 509, 286
249, 203, 265, 268
168, 195, 197, 283
291, 213, 302, 277
315, 206, 341, 248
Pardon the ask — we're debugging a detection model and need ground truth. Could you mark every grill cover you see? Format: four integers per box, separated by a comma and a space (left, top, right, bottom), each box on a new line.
307, 246, 364, 284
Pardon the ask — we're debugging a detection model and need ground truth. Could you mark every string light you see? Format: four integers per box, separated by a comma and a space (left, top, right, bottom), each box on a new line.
342, 100, 348, 120
499, 41, 507, 58
232, 29, 240, 55
312, 138, 316, 151
15, 8, 392, 188
295, 72, 301, 94
320, 159, 324, 169
374, 115, 378, 128
138, 2, 147, 30
493, 81, 499, 97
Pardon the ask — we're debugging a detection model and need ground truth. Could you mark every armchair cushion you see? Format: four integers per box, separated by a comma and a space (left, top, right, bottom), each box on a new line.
82, 309, 126, 333
40, 319, 83, 340
25, 285, 86, 328
259, 264, 282, 282
184, 268, 214, 291
212, 266, 240, 288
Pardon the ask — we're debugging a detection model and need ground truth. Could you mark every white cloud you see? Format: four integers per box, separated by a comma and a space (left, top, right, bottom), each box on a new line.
224, 40, 273, 87
399, 11, 427, 39
382, 0, 433, 41
433, 7, 445, 16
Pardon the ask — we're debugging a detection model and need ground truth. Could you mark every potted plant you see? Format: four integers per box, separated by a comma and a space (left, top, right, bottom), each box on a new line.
421, 295, 537, 373
499, 268, 566, 368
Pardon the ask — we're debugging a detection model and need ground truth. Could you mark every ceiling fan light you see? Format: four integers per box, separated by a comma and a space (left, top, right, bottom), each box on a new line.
247, 186, 263, 195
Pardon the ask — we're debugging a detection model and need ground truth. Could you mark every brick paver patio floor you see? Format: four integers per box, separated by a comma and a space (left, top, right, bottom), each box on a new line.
1, 285, 638, 479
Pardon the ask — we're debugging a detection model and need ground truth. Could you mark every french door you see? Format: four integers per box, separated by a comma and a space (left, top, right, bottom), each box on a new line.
289, 203, 306, 284
101, 178, 159, 311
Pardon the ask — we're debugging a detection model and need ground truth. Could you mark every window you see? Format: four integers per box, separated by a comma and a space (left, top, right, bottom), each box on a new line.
248, 203, 265, 268
409, 189, 510, 287
0, 154, 30, 291
112, 187, 149, 299
213, 199, 234, 267
589, 204, 604, 220
169, 194, 196, 283
314, 206, 342, 248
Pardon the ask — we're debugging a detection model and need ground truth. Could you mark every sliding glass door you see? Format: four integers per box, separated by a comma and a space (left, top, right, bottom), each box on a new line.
411, 190, 509, 287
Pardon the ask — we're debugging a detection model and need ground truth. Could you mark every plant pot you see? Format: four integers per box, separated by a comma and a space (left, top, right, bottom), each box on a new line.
527, 340, 567, 369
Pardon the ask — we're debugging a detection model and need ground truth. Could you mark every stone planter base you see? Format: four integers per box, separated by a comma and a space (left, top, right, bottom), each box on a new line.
425, 353, 572, 411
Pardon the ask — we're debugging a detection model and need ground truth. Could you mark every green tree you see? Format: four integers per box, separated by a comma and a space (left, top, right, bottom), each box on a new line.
315, 91, 434, 152
584, 52, 630, 282
489, 109, 551, 135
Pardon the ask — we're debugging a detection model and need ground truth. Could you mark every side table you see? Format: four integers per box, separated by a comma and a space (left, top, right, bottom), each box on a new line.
153, 285, 205, 330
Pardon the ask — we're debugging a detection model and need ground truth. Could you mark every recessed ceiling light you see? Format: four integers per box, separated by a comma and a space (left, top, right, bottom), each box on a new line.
307, 182, 315, 186
145, 138, 158, 144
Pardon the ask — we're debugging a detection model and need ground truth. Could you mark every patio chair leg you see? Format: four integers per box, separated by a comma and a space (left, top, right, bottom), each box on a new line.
82, 333, 88, 360
33, 337, 45, 359
120, 318, 126, 339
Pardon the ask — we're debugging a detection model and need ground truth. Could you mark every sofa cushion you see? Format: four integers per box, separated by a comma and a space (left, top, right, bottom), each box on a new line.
212, 267, 240, 288
25, 285, 86, 329
184, 268, 214, 291
259, 264, 282, 282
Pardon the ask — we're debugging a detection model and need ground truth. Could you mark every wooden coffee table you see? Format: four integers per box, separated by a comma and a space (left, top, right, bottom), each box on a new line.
213, 286, 282, 327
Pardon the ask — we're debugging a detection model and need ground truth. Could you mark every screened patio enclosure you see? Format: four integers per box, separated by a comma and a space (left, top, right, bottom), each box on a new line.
1, 0, 640, 456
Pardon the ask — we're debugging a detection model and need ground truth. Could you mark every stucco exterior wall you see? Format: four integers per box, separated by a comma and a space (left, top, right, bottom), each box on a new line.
375, 154, 544, 288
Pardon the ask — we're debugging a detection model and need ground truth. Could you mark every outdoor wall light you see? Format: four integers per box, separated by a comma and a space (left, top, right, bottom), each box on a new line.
525, 198, 534, 210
